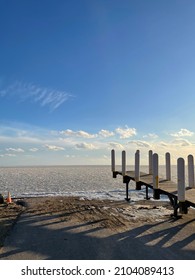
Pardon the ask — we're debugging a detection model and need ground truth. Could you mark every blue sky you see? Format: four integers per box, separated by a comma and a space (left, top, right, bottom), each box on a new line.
1, 0, 195, 166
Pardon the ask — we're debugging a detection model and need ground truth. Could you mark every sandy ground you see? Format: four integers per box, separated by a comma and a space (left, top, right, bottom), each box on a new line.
0, 196, 195, 259
0, 201, 25, 247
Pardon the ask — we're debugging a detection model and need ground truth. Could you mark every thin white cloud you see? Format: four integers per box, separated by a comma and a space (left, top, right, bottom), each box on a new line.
0, 124, 62, 145
129, 140, 151, 148
6, 148, 24, 152
0, 80, 73, 111
159, 141, 168, 147
65, 155, 76, 158
75, 142, 96, 150
109, 142, 124, 150
29, 148, 39, 152
115, 126, 136, 139
5, 153, 16, 157
60, 129, 97, 138
170, 128, 194, 137
44, 145, 65, 151
98, 129, 114, 138
143, 133, 158, 139
171, 139, 192, 146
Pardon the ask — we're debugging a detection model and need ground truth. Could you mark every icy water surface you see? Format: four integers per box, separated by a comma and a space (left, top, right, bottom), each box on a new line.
0, 165, 179, 200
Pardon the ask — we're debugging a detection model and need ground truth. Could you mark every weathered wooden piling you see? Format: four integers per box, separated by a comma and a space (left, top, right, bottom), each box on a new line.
188, 154, 195, 188
135, 150, 141, 190
149, 150, 153, 174
111, 149, 117, 178
111, 149, 115, 171
153, 153, 160, 199
165, 152, 171, 181
122, 150, 126, 176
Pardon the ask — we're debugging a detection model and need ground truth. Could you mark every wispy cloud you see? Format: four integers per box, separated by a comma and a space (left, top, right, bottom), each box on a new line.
29, 148, 39, 152
170, 128, 194, 137
115, 126, 136, 139
98, 129, 114, 138
171, 139, 192, 146
159, 141, 168, 147
6, 147, 25, 152
60, 129, 97, 138
0, 80, 73, 111
0, 123, 56, 144
5, 153, 16, 157
109, 142, 124, 150
129, 140, 151, 148
143, 133, 158, 139
59, 126, 138, 141
44, 145, 65, 151
75, 142, 97, 150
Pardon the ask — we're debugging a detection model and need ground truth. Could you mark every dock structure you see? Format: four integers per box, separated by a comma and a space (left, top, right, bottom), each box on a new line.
111, 149, 195, 217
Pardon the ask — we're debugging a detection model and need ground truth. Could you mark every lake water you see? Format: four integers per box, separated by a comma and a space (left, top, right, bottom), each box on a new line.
0, 165, 185, 201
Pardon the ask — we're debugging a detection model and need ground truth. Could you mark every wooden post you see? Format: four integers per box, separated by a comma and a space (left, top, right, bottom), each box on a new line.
188, 154, 195, 188
153, 153, 160, 199
135, 150, 141, 190
122, 150, 126, 176
149, 150, 153, 174
165, 152, 171, 181
111, 149, 115, 172
177, 157, 187, 213
111, 149, 117, 178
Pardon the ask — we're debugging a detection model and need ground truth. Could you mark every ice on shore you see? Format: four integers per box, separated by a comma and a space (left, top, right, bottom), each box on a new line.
0, 165, 171, 202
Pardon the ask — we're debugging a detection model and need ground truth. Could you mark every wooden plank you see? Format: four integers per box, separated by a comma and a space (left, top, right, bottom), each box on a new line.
158, 181, 178, 195
185, 189, 195, 205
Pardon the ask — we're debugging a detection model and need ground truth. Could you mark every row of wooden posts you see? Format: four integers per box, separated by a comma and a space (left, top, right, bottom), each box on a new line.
111, 149, 195, 204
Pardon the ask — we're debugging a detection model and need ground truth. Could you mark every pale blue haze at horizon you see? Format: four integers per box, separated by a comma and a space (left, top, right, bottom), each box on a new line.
1, 0, 195, 166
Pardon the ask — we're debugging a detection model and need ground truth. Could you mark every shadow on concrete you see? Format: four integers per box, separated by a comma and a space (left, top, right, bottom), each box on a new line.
0, 211, 195, 260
